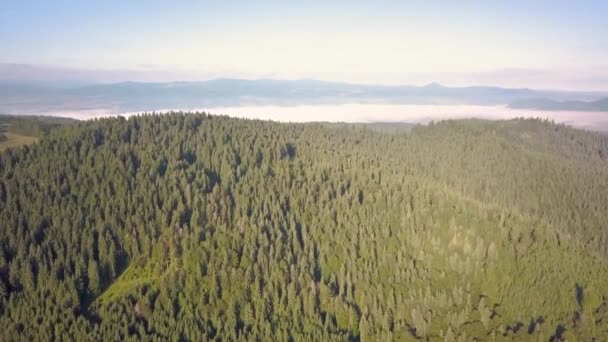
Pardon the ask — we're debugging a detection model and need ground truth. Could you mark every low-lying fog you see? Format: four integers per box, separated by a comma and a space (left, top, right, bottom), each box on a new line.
41, 104, 608, 132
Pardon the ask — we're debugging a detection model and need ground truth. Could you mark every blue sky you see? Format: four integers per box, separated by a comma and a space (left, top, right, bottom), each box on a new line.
1, 1, 607, 89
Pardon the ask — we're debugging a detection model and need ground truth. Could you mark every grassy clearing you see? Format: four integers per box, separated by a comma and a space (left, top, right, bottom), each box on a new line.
96, 260, 160, 304
95, 253, 183, 304
0, 132, 38, 151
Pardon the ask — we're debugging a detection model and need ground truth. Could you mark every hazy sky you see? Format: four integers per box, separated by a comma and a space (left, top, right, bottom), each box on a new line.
1, 1, 607, 89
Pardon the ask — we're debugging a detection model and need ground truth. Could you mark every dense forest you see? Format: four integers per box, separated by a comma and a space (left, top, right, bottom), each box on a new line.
0, 113, 607, 341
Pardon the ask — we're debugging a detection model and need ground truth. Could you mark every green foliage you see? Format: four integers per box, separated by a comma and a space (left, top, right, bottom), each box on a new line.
0, 113, 607, 340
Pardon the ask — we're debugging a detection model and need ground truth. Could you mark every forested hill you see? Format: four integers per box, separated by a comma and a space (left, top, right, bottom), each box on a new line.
1, 113, 608, 341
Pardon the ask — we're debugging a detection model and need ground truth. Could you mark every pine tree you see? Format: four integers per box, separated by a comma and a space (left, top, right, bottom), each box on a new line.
88, 259, 101, 296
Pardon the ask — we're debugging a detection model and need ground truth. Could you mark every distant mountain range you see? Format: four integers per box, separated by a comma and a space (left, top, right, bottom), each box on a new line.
1, 78, 607, 115
509, 97, 608, 111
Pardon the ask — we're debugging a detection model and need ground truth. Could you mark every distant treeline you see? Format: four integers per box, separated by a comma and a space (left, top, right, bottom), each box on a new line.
0, 114, 76, 138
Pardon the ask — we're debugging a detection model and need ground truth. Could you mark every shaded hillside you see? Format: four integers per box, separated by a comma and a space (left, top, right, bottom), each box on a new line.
0, 114, 607, 340
404, 119, 608, 257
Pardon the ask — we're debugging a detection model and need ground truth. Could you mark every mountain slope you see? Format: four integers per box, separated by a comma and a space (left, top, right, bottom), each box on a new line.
0, 114, 607, 340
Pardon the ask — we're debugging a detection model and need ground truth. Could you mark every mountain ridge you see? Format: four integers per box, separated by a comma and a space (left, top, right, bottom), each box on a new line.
1, 78, 607, 115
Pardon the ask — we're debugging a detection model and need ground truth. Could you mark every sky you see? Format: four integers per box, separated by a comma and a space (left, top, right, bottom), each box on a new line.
1, 0, 607, 90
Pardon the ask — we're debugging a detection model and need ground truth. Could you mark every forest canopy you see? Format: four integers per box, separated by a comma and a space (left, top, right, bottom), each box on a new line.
0, 113, 607, 341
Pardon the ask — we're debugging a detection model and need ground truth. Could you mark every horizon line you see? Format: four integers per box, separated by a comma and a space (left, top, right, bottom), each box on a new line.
2, 76, 608, 94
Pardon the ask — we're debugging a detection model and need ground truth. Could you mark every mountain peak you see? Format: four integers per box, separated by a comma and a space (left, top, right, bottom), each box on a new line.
424, 82, 444, 88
